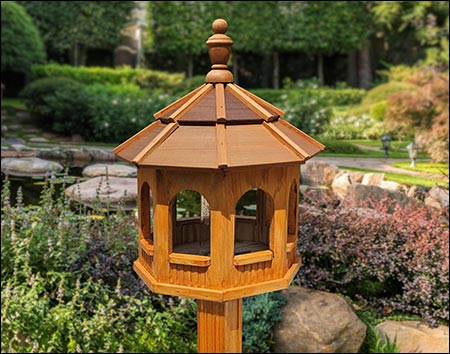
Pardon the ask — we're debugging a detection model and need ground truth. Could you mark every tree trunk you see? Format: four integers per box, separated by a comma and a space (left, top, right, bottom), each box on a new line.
187, 55, 194, 78
232, 54, 239, 84
79, 47, 87, 66
317, 53, 324, 86
346, 51, 358, 87
261, 54, 271, 88
70, 44, 79, 66
358, 45, 372, 89
273, 51, 280, 89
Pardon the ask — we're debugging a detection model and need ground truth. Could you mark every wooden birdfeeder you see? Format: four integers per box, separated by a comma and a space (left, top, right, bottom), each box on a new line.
114, 18, 324, 353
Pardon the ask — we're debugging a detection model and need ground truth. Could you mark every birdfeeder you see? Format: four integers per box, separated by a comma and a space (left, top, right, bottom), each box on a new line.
114, 19, 324, 353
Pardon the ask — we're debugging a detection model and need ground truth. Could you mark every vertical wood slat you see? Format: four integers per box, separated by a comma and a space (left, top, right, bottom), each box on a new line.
197, 299, 242, 353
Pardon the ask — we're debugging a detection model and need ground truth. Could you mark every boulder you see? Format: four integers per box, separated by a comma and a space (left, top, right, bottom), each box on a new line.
1, 157, 63, 177
347, 183, 419, 211
425, 186, 449, 210
273, 286, 366, 353
82, 163, 137, 178
380, 180, 402, 191
361, 173, 385, 186
302, 161, 339, 186
64, 176, 137, 210
331, 171, 352, 199
376, 320, 449, 353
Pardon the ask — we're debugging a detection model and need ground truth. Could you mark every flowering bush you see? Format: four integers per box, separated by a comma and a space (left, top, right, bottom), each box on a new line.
296, 190, 449, 326
280, 91, 332, 136
320, 112, 385, 140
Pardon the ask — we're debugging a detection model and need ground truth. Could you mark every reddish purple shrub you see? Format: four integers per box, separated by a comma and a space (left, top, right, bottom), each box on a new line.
296, 190, 449, 326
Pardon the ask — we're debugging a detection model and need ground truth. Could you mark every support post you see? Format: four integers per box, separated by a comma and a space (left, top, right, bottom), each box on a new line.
197, 299, 242, 353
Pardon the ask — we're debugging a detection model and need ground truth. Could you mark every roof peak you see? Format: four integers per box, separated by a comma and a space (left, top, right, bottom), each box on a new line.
205, 19, 234, 84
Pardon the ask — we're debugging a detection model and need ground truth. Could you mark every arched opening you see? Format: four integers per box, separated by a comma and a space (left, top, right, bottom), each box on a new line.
234, 189, 273, 255
140, 182, 153, 243
288, 181, 298, 236
171, 190, 211, 256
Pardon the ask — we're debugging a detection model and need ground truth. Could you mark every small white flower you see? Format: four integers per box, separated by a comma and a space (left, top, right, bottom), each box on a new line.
112, 99, 118, 105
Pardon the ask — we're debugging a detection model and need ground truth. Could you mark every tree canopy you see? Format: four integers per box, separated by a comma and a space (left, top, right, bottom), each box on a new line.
1, 1, 46, 74
18, 1, 136, 66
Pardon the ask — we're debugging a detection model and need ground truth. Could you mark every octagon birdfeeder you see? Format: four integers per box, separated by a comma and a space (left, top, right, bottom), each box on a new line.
114, 19, 324, 353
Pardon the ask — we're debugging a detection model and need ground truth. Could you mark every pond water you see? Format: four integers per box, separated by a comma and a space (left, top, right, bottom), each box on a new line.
1, 166, 85, 206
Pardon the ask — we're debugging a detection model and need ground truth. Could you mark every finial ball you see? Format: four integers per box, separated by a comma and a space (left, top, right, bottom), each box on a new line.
212, 19, 228, 34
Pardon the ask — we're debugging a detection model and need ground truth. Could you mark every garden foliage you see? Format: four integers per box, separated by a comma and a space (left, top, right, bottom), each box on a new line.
31, 64, 185, 93
1, 178, 285, 353
385, 68, 449, 162
1, 1, 46, 75
297, 189, 449, 327
20, 78, 175, 142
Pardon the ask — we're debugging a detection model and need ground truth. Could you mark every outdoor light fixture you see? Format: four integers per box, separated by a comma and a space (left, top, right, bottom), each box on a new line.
381, 134, 392, 157
406, 140, 420, 167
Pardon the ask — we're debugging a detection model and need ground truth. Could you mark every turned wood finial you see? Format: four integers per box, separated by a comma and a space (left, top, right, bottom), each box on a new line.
205, 19, 234, 83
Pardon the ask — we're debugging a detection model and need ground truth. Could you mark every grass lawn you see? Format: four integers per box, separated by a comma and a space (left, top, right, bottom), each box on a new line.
392, 161, 449, 175
340, 166, 448, 188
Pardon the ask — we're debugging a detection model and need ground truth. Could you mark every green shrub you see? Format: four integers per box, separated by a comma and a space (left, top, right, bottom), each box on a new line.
370, 101, 387, 121
1, 179, 198, 353
362, 81, 417, 105
252, 88, 366, 107
1, 1, 46, 74
20, 77, 89, 134
318, 138, 364, 154
85, 84, 175, 142
31, 64, 185, 92
242, 292, 286, 353
19, 77, 81, 114
20, 78, 177, 141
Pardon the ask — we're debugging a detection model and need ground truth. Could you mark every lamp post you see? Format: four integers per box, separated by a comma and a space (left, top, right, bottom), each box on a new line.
381, 134, 392, 157
406, 141, 420, 168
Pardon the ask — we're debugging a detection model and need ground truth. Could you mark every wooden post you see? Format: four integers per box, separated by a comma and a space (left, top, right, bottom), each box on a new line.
197, 299, 242, 353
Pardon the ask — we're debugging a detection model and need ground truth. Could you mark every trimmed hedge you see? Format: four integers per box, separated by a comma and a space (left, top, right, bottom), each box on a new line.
20, 78, 176, 141
31, 64, 185, 92
251, 88, 366, 107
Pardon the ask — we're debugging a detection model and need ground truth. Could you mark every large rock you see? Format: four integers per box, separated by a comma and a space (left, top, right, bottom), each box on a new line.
273, 286, 366, 353
82, 163, 137, 178
1, 157, 63, 177
302, 161, 339, 186
425, 186, 449, 210
361, 173, 385, 186
331, 171, 352, 199
65, 176, 137, 210
376, 320, 449, 353
347, 183, 419, 210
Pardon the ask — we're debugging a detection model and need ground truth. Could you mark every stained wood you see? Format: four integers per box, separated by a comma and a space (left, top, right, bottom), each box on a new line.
154, 84, 206, 119
231, 84, 284, 117
233, 250, 273, 266
169, 253, 211, 267
132, 122, 179, 164
215, 123, 228, 168
227, 84, 277, 121
225, 124, 300, 167
197, 299, 242, 353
